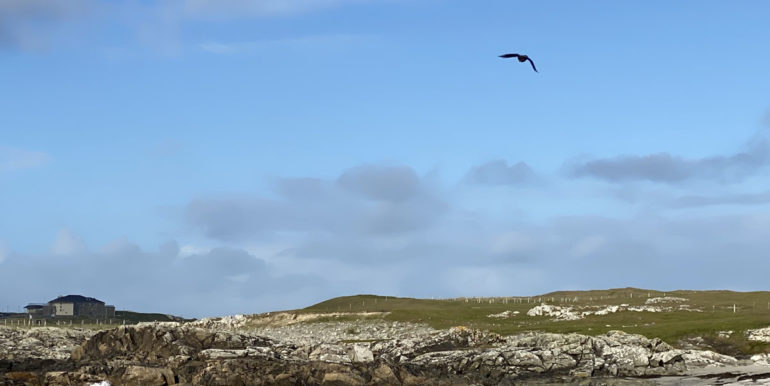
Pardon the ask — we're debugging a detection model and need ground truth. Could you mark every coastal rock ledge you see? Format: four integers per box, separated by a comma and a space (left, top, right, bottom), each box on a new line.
0, 323, 744, 385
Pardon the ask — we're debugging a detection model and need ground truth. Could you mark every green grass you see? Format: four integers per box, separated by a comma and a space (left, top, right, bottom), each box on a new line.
300, 289, 770, 356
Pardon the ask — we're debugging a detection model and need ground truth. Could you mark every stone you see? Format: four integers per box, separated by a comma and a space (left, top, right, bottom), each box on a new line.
347, 344, 374, 362
121, 365, 176, 385
321, 371, 365, 385
681, 350, 739, 368
0, 316, 751, 385
526, 304, 582, 320
752, 353, 770, 365
487, 310, 519, 318
645, 297, 688, 304
746, 327, 770, 342
371, 364, 399, 385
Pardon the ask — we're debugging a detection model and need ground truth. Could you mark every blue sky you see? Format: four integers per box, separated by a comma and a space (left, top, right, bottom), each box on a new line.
2, 0, 770, 317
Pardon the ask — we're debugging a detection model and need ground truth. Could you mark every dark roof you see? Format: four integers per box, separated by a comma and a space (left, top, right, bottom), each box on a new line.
48, 295, 105, 304
24, 304, 45, 309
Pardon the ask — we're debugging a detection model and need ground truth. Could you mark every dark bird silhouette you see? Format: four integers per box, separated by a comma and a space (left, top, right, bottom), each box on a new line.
499, 53, 538, 72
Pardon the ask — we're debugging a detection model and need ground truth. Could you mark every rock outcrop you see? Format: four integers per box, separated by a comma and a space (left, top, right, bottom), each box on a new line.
486, 311, 519, 318
526, 302, 702, 322
645, 297, 688, 304
1, 322, 754, 385
187, 315, 249, 330
526, 304, 581, 320
71, 322, 277, 363
747, 327, 770, 342
0, 327, 94, 361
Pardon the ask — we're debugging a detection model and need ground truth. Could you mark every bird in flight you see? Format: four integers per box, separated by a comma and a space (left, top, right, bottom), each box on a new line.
499, 53, 538, 73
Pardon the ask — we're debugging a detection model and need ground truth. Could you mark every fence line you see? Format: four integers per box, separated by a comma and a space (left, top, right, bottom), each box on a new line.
1, 317, 143, 328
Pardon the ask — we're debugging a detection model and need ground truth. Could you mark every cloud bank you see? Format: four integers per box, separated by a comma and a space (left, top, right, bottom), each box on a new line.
5, 207, 770, 318
567, 135, 770, 184
6, 128, 770, 317
0, 0, 372, 52
0, 234, 324, 317
465, 160, 536, 186
0, 0, 93, 51
185, 165, 448, 241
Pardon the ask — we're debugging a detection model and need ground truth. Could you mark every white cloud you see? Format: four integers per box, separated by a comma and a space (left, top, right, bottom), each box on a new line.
0, 242, 322, 318
6, 209, 770, 317
226, 273, 250, 283
183, 0, 363, 18
489, 231, 536, 255
100, 237, 141, 255
570, 235, 607, 258
567, 130, 770, 184
1, 0, 375, 53
179, 244, 212, 257
199, 34, 366, 55
184, 165, 447, 241
51, 228, 88, 256
0, 0, 94, 51
0, 241, 8, 264
0, 146, 49, 172
763, 107, 770, 128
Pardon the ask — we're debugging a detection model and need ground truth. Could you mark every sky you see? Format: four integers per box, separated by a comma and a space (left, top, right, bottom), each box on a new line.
2, 0, 770, 318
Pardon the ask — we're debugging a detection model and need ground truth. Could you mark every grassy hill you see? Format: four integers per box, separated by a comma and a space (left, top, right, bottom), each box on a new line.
114, 310, 189, 323
302, 288, 770, 356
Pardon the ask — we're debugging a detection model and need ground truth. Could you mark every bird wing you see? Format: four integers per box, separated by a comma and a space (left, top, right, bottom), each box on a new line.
499, 53, 519, 58
526, 57, 538, 72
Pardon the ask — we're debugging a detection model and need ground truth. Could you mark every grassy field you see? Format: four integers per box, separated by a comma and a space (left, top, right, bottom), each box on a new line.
302, 288, 770, 356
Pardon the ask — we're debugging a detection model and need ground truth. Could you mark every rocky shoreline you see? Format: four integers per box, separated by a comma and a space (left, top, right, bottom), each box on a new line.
1, 319, 768, 385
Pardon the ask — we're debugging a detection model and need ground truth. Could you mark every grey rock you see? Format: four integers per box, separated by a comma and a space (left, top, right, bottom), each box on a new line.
0, 320, 748, 385
348, 344, 374, 363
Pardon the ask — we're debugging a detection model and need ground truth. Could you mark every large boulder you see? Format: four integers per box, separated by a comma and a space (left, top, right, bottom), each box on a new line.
746, 327, 770, 342
0, 326, 93, 360
71, 322, 276, 363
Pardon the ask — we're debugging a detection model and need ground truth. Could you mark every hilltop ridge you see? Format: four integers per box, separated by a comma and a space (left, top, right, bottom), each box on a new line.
299, 288, 770, 356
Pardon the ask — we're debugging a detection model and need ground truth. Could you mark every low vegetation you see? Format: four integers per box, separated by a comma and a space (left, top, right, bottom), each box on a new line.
302, 288, 770, 356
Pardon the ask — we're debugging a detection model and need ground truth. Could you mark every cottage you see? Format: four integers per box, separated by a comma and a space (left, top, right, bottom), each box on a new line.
25, 295, 115, 318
